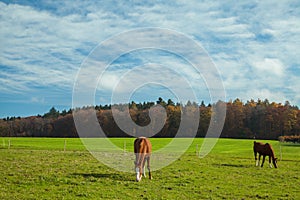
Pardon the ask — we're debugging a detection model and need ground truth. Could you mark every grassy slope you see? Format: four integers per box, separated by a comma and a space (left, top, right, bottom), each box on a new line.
0, 138, 299, 199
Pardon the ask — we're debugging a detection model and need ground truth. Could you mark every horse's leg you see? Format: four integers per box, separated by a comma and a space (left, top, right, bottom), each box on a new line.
254, 151, 259, 166
269, 156, 273, 168
261, 155, 266, 167
142, 158, 146, 177
136, 153, 145, 182
134, 152, 139, 167
147, 156, 152, 180
258, 154, 261, 167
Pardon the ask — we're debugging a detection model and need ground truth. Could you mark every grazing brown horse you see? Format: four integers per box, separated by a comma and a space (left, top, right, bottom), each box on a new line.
253, 141, 278, 168
134, 137, 152, 182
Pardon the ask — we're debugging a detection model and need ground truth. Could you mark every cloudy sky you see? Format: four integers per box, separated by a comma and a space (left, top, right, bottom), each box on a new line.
1, 0, 300, 117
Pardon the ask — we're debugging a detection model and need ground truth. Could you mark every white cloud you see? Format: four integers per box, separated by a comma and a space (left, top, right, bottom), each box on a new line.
99, 72, 121, 91
30, 97, 45, 103
252, 58, 285, 76
242, 89, 288, 104
0, 0, 300, 111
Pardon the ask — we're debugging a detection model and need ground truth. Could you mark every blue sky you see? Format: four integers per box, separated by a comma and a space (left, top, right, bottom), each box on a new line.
1, 0, 300, 117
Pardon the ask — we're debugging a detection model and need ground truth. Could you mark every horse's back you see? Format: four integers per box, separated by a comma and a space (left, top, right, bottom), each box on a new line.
254, 141, 274, 156
134, 137, 152, 153
254, 141, 265, 153
254, 141, 264, 146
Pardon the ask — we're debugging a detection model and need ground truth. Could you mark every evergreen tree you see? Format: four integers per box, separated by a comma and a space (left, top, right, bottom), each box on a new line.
43, 107, 59, 118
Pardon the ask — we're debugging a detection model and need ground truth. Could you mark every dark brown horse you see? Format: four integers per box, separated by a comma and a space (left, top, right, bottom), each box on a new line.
253, 141, 278, 168
134, 137, 152, 182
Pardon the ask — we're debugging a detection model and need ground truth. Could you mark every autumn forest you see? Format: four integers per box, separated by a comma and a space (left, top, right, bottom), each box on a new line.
1, 98, 299, 140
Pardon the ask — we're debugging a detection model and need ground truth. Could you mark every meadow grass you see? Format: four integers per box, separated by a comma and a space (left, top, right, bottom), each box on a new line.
0, 137, 299, 199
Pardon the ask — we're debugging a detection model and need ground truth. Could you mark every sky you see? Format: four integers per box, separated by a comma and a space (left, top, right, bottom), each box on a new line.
0, 0, 300, 118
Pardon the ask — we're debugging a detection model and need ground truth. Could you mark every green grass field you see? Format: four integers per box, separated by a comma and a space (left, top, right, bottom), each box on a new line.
0, 138, 299, 199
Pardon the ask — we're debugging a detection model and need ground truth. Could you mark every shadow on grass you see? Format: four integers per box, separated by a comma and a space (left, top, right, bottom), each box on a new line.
214, 163, 252, 168
71, 172, 134, 181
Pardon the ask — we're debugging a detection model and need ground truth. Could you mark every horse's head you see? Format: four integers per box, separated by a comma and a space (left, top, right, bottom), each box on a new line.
135, 165, 142, 182
273, 157, 278, 168
134, 161, 142, 182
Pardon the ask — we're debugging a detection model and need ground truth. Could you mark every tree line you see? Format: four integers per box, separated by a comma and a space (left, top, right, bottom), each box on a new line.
0, 98, 299, 140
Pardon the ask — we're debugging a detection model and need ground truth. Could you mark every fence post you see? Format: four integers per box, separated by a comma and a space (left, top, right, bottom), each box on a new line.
64, 139, 67, 152
279, 144, 282, 161
124, 141, 126, 153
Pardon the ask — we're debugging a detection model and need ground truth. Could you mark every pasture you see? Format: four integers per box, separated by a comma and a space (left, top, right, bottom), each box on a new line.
0, 138, 299, 199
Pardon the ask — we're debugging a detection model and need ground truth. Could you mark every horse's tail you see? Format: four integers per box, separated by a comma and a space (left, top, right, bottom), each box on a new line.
134, 137, 147, 166
134, 137, 143, 149
253, 141, 258, 151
